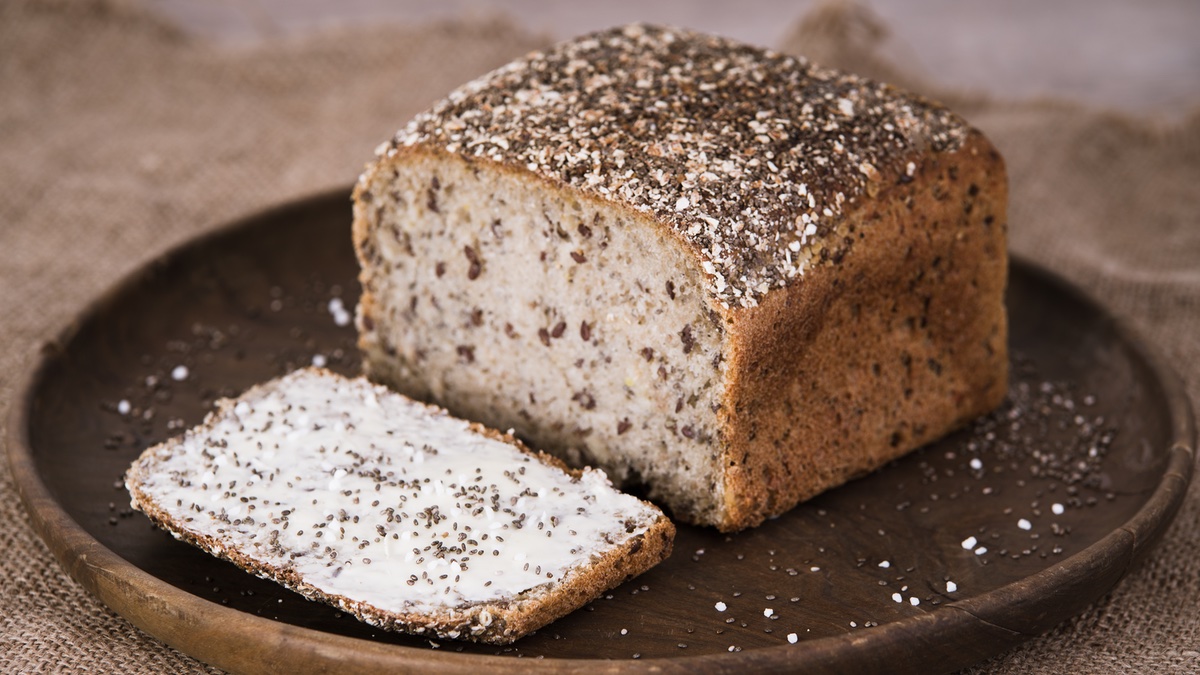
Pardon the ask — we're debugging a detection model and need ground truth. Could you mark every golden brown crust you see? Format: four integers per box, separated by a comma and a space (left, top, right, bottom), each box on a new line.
717, 132, 1007, 530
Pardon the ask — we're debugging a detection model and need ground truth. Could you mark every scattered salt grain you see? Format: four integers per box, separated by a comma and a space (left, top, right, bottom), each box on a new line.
1018, 518, 1033, 531
878, 560, 890, 568
1052, 503, 1065, 515
312, 354, 327, 368
171, 365, 189, 381
714, 601, 727, 612
909, 597, 920, 606
961, 536, 978, 550
117, 400, 131, 415
787, 633, 799, 644
892, 592, 903, 603
946, 580, 958, 593
328, 298, 352, 327
763, 608, 774, 618
974, 546, 988, 555
969, 458, 983, 470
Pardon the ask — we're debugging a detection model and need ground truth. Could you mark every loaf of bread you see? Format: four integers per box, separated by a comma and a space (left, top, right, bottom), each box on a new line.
125, 368, 674, 644
353, 24, 1008, 531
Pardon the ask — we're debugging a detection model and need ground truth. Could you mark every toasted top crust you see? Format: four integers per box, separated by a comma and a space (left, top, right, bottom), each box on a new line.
368, 23, 969, 309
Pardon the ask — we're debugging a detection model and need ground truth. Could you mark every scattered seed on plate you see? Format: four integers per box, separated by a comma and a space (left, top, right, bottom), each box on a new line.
328, 297, 352, 326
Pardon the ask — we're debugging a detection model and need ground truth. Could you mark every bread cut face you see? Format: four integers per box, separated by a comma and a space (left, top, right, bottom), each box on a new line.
357, 153, 729, 527
126, 368, 674, 644
354, 24, 1008, 531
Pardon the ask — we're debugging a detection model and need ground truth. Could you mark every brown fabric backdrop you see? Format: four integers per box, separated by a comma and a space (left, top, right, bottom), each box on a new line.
1, 1, 1196, 672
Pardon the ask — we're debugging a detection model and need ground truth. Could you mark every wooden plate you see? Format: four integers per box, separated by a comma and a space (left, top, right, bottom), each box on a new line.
8, 188, 1195, 674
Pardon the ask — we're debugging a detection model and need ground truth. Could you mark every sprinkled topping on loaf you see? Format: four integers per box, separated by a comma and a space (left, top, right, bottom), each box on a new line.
355, 23, 1007, 530
125, 368, 674, 643
375, 23, 969, 307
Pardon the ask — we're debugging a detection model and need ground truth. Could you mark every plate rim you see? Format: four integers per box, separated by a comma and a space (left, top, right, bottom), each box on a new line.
6, 189, 1196, 674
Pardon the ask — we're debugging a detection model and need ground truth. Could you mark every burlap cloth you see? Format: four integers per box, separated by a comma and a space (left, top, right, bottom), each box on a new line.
1, 1, 1196, 672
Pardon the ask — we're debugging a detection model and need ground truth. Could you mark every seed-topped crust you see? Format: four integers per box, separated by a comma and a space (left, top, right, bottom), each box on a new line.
372, 23, 969, 309
356, 24, 1008, 531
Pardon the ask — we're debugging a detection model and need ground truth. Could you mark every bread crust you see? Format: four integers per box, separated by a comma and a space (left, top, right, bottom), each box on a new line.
718, 132, 1007, 529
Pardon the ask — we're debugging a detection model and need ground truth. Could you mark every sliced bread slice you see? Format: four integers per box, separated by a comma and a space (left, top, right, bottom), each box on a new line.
125, 367, 674, 644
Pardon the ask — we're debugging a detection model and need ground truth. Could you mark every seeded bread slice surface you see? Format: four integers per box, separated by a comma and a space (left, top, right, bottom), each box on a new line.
125, 367, 675, 644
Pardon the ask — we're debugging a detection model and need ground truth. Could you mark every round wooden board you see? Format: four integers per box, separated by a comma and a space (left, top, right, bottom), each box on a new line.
8, 189, 1195, 674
